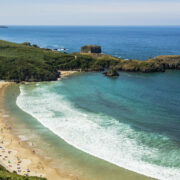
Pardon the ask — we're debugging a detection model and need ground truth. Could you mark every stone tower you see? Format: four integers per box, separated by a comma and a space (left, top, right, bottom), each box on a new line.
81, 45, 102, 54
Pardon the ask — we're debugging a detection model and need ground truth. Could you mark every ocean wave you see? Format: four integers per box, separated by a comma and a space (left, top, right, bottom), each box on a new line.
16, 84, 180, 180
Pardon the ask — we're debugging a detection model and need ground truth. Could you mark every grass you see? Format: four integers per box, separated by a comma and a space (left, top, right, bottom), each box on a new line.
0, 165, 46, 180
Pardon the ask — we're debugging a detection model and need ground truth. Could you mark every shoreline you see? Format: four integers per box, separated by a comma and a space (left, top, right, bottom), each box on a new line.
0, 81, 71, 180
0, 81, 155, 180
59, 70, 80, 78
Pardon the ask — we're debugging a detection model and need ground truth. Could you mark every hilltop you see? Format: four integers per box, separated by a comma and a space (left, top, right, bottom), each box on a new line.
0, 40, 179, 82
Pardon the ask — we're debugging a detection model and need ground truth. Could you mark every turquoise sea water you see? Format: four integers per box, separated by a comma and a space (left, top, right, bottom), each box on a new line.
1, 26, 180, 179
16, 71, 180, 180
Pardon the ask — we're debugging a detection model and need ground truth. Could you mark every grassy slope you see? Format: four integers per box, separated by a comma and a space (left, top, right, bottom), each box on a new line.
0, 40, 180, 82
0, 40, 60, 82
0, 165, 46, 180
0, 40, 98, 81
0, 41, 47, 179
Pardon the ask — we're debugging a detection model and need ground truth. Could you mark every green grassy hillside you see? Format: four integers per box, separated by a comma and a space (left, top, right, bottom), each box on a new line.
0, 40, 180, 82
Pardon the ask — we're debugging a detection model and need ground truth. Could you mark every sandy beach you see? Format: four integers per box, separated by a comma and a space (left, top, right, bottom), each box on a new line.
59, 70, 79, 78
0, 81, 155, 180
0, 81, 71, 180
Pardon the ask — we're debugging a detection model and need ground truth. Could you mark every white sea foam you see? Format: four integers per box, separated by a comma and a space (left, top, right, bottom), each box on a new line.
16, 84, 180, 180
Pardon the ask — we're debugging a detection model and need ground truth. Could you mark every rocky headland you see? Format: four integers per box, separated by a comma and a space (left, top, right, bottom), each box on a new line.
0, 40, 179, 82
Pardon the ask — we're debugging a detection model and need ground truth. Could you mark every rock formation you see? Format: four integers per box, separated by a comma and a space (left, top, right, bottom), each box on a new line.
104, 69, 119, 77
81, 45, 102, 54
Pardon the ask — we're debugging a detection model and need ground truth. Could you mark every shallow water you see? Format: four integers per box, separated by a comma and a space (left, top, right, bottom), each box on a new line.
4, 83, 151, 180
14, 71, 180, 180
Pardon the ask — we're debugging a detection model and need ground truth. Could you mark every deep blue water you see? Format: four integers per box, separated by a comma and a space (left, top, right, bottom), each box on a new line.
0, 26, 180, 60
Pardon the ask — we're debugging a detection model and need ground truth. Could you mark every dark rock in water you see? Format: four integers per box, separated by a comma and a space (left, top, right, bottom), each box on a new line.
22, 42, 31, 46
81, 45, 102, 54
104, 69, 119, 77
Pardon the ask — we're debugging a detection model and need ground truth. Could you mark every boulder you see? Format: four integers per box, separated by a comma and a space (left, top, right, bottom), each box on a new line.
81, 45, 102, 54
104, 69, 119, 77
32, 44, 39, 48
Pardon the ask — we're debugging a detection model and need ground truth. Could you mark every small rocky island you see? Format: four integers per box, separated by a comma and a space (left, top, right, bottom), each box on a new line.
81, 45, 102, 54
104, 69, 119, 77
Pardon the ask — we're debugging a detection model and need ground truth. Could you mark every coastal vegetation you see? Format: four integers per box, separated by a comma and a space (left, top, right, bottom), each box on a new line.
0, 40, 180, 82
0, 165, 46, 180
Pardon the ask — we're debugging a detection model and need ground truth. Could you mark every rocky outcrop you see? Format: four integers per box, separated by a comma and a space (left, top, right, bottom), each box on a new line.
104, 69, 119, 77
32, 44, 40, 48
114, 55, 180, 73
22, 42, 39, 48
148, 55, 180, 70
81, 45, 102, 54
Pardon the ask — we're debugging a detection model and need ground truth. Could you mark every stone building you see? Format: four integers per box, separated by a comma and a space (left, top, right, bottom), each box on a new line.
81, 45, 102, 54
